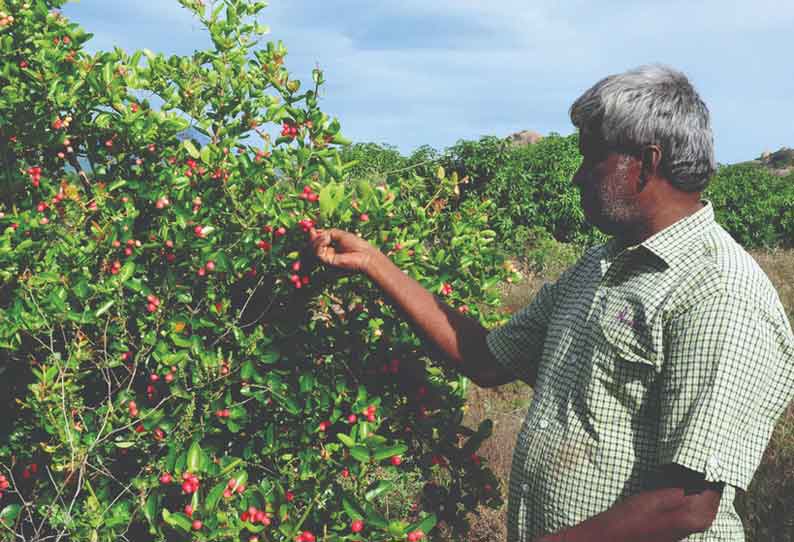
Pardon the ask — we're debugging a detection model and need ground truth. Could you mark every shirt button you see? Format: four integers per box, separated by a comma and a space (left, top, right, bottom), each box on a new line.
538, 419, 549, 429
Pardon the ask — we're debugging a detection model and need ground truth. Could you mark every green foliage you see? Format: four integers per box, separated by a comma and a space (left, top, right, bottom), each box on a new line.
0, 1, 512, 540
705, 163, 794, 248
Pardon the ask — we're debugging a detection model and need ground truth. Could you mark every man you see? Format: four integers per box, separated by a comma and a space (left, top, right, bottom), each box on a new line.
307, 65, 794, 541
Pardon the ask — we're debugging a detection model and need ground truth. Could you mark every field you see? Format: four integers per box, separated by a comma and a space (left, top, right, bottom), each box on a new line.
443, 246, 794, 542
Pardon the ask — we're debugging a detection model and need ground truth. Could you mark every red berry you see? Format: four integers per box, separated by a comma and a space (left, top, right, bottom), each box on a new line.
149, 374, 159, 383
341, 468, 349, 478
391, 455, 402, 466
254, 510, 265, 523
285, 491, 294, 502
184, 505, 193, 516
359, 213, 369, 222
191, 520, 202, 530
223, 488, 232, 498
241, 511, 250, 522
205, 260, 215, 272
164, 372, 174, 383
159, 473, 172, 484
351, 519, 364, 533
347, 414, 357, 424
146, 303, 157, 313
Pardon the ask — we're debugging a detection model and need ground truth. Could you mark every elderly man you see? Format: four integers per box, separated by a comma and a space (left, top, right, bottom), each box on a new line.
308, 65, 794, 541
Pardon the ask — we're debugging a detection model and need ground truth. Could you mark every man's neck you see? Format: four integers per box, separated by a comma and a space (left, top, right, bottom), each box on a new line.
615, 197, 704, 248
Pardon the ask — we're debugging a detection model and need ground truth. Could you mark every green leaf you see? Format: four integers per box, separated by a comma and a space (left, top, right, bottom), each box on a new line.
365, 480, 393, 502
205, 481, 226, 512
336, 433, 355, 448
372, 444, 407, 462
200, 144, 212, 164
143, 495, 158, 527
94, 300, 115, 318
349, 446, 370, 463
407, 513, 438, 536
0, 504, 21, 524
183, 140, 200, 159
342, 495, 364, 520
161, 509, 192, 532
187, 441, 203, 473
118, 260, 135, 282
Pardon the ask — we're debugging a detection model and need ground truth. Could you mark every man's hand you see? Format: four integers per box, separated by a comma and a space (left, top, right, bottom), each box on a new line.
308, 228, 378, 274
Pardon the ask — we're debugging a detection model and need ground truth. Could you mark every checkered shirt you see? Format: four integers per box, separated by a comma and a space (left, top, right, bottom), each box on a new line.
486, 200, 794, 541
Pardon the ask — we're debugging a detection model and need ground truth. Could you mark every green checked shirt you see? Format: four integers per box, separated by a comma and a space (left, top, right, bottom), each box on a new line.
486, 200, 794, 541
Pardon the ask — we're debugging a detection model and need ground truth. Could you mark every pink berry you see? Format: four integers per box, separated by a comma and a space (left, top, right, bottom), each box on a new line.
205, 260, 215, 272
351, 519, 364, 533
184, 505, 193, 516
191, 520, 202, 530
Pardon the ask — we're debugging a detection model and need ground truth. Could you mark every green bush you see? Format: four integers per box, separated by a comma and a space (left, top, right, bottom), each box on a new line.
0, 2, 515, 540
705, 163, 794, 249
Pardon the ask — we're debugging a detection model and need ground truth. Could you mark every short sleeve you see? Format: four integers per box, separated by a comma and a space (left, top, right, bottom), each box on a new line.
485, 279, 558, 386
656, 293, 794, 490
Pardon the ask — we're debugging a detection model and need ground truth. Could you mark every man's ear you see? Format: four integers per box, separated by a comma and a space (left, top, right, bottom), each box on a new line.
640, 144, 663, 185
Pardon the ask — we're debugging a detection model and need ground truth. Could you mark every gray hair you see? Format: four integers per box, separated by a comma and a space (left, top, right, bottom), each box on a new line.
569, 64, 716, 192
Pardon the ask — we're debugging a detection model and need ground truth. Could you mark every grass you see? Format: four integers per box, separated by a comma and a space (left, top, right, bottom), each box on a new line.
448, 245, 794, 542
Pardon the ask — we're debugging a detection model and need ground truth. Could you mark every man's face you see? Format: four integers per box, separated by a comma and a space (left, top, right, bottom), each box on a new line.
572, 131, 644, 237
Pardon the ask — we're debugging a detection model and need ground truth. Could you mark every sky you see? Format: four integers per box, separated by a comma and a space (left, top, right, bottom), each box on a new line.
61, 0, 794, 165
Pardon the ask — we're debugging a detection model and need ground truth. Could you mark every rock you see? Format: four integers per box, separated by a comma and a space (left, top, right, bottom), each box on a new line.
507, 130, 543, 147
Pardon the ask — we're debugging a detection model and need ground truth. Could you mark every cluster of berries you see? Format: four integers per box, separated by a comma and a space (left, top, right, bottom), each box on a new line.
223, 477, 246, 498
109, 260, 122, 275
179, 471, 200, 494
240, 505, 272, 526
406, 530, 426, 541
0, 11, 15, 26
289, 260, 310, 289
193, 225, 207, 238
51, 115, 72, 130
154, 196, 170, 209
162, 240, 176, 263
145, 294, 161, 313
215, 408, 231, 419
27, 166, 42, 187
294, 531, 316, 542
431, 455, 448, 467
150, 366, 177, 384
280, 122, 298, 138
297, 218, 315, 233
21, 463, 38, 479
184, 158, 207, 178
299, 185, 318, 202
0, 473, 10, 497
362, 404, 377, 422
196, 259, 215, 277
380, 358, 401, 375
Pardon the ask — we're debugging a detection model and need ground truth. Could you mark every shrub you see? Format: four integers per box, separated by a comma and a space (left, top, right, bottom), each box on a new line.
705, 163, 794, 249
0, 1, 515, 540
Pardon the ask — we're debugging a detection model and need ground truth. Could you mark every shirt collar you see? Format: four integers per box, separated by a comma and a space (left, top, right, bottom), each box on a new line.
605, 199, 715, 267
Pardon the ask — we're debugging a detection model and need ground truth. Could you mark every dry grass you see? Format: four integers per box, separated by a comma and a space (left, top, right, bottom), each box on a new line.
453, 248, 794, 542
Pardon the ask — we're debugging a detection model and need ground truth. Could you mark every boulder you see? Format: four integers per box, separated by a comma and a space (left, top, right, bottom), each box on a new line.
507, 130, 543, 147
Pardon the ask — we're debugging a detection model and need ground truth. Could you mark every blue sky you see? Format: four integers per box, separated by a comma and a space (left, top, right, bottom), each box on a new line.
62, 0, 794, 164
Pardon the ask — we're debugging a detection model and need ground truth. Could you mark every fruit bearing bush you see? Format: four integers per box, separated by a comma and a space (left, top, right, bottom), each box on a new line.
0, 1, 516, 540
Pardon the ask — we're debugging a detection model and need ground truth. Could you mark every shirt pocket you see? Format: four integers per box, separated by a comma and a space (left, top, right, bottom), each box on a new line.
591, 300, 661, 419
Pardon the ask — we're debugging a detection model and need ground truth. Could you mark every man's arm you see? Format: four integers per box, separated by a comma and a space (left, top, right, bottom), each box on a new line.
364, 250, 515, 388
536, 464, 722, 542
